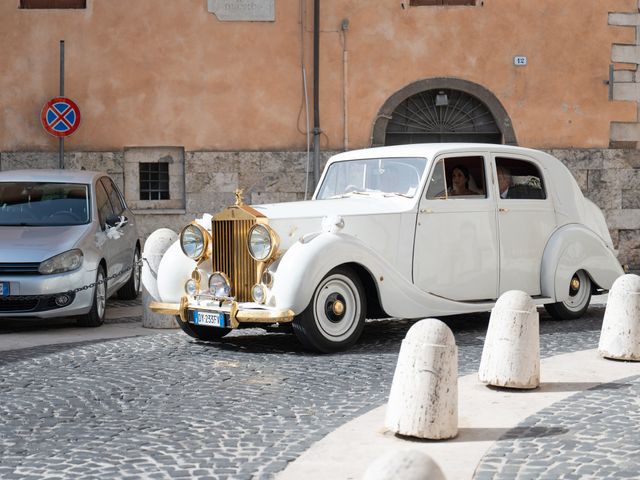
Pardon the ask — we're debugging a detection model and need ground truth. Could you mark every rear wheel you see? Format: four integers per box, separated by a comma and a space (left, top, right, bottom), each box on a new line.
293, 266, 366, 353
175, 315, 231, 341
78, 266, 106, 327
544, 270, 591, 320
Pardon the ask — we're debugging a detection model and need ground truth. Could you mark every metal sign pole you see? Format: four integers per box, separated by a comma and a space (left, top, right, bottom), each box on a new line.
59, 40, 64, 169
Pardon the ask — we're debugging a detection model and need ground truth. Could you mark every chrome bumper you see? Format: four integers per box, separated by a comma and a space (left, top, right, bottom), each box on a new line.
149, 296, 294, 329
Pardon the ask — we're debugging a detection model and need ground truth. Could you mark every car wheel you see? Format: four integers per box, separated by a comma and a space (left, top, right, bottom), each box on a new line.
175, 315, 231, 341
293, 266, 366, 353
77, 266, 106, 327
117, 247, 141, 300
544, 270, 592, 320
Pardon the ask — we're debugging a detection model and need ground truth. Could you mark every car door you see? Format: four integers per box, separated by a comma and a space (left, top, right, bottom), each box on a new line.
99, 177, 136, 291
493, 154, 557, 296
413, 153, 499, 301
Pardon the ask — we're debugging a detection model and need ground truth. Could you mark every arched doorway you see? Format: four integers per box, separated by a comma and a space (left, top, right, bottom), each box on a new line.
371, 78, 517, 147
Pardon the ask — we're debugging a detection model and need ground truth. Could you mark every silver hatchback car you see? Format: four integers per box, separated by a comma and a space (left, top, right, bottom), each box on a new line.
0, 170, 141, 326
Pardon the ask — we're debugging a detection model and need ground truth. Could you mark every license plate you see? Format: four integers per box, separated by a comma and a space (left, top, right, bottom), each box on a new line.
0, 282, 8, 297
193, 311, 225, 327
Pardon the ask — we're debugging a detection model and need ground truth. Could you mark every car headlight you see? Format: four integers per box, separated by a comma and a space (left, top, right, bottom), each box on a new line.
38, 249, 83, 275
180, 223, 210, 261
247, 224, 278, 261
184, 279, 198, 296
209, 272, 231, 297
251, 284, 266, 304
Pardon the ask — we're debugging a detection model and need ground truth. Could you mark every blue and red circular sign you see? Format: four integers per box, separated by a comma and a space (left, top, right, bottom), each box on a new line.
41, 97, 81, 138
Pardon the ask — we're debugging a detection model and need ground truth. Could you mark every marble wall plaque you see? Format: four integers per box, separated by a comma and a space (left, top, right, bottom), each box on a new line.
207, 0, 275, 22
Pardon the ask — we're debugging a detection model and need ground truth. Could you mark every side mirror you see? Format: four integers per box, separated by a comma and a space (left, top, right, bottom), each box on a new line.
106, 214, 128, 228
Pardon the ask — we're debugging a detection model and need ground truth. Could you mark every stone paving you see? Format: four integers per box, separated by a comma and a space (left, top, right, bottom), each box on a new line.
474, 375, 640, 480
0, 306, 617, 479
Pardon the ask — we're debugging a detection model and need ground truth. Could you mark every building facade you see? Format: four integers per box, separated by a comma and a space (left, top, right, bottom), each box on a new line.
1, 0, 639, 267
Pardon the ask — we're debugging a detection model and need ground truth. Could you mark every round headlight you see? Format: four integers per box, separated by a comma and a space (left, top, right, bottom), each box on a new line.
209, 272, 231, 298
247, 224, 277, 261
251, 284, 266, 304
184, 279, 198, 296
180, 223, 210, 261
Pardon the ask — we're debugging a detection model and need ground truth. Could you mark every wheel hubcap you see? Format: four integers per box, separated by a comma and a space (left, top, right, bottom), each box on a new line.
96, 272, 106, 318
564, 271, 590, 311
570, 275, 580, 294
314, 274, 361, 341
325, 293, 346, 322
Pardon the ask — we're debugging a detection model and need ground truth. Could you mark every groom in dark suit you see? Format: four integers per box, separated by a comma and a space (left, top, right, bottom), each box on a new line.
497, 165, 544, 199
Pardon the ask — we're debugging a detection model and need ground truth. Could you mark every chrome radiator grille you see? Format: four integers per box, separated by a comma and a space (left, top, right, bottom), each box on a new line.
211, 218, 257, 302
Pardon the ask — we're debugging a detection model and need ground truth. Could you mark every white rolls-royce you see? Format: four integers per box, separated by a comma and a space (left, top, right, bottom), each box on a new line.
150, 144, 623, 352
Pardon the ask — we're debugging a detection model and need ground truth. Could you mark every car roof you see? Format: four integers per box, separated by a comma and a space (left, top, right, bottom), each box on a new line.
0, 169, 106, 184
328, 143, 543, 162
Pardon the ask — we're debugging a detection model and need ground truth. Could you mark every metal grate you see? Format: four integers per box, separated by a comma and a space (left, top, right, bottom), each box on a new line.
139, 163, 170, 201
211, 219, 257, 302
385, 89, 501, 145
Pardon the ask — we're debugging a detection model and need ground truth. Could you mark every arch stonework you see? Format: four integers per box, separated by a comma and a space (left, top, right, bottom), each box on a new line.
371, 77, 517, 147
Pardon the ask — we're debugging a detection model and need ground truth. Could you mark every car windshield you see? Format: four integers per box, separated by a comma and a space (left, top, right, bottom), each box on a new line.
0, 182, 90, 226
316, 157, 427, 200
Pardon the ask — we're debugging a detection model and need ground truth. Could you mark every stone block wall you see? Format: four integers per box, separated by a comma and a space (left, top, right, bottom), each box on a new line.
0, 149, 638, 268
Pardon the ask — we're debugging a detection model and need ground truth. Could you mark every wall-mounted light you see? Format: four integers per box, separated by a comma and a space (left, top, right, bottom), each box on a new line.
435, 91, 449, 107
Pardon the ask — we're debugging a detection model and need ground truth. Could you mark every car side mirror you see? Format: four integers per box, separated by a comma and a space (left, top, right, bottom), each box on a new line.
106, 214, 128, 229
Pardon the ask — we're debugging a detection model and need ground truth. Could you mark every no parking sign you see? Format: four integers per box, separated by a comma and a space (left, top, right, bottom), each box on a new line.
40, 97, 81, 138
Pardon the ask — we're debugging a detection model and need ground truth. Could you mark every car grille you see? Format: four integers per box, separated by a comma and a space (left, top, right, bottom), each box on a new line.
211, 217, 257, 302
0, 263, 40, 275
0, 292, 76, 313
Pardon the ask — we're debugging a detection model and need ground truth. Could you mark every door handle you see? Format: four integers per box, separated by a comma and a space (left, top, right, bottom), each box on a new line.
499, 208, 509, 213
419, 208, 433, 214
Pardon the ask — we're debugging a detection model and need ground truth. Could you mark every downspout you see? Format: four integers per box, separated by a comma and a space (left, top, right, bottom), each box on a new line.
312, 0, 321, 190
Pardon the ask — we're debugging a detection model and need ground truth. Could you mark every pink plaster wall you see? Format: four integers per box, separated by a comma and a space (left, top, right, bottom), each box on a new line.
0, 0, 636, 152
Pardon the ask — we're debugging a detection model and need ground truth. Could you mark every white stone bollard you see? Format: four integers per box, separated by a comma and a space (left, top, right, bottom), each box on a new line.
598, 274, 640, 361
478, 290, 539, 389
385, 318, 458, 440
142, 228, 178, 329
363, 449, 446, 480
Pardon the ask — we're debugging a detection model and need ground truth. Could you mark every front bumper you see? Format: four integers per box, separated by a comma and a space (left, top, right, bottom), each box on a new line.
150, 295, 294, 328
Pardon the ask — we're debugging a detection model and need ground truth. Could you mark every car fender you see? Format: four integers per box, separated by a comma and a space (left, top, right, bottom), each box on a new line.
269, 232, 431, 316
157, 241, 196, 303
540, 224, 624, 301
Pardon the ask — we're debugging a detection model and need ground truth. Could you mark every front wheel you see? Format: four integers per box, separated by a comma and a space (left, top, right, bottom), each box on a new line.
544, 270, 592, 320
78, 266, 106, 327
175, 315, 231, 341
293, 266, 366, 353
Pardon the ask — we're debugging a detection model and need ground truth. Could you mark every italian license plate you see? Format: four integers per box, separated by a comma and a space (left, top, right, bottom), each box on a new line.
0, 282, 8, 297
193, 311, 225, 327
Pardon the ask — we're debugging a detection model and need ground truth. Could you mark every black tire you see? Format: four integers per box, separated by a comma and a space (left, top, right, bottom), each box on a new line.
77, 266, 106, 327
293, 266, 366, 353
175, 315, 231, 341
544, 270, 592, 320
117, 247, 141, 300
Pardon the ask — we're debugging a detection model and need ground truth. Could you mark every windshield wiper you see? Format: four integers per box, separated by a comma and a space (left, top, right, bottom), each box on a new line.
383, 192, 412, 198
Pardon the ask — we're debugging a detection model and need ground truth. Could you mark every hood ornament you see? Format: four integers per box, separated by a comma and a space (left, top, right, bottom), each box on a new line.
234, 188, 245, 206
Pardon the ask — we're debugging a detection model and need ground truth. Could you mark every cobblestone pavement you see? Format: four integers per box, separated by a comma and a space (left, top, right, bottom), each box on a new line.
0, 306, 611, 479
474, 375, 640, 480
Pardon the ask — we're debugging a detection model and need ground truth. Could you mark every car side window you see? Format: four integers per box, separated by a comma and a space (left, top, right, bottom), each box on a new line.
101, 178, 125, 215
495, 157, 546, 200
95, 180, 114, 230
426, 156, 487, 199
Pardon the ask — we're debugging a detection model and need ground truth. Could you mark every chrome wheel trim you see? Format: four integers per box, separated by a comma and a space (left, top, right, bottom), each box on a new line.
96, 270, 107, 319
563, 271, 590, 312
133, 250, 141, 294
313, 274, 361, 342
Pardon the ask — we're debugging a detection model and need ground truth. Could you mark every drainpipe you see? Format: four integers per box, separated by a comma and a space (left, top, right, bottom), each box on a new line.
312, 0, 321, 189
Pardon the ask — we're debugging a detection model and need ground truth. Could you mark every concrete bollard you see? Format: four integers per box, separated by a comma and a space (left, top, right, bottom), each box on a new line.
363, 449, 446, 480
385, 318, 458, 440
478, 290, 539, 389
598, 274, 640, 361
142, 228, 178, 329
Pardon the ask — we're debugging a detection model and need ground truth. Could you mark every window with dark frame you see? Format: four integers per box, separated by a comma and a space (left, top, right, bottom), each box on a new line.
139, 163, 170, 201
20, 0, 86, 8
410, 0, 476, 6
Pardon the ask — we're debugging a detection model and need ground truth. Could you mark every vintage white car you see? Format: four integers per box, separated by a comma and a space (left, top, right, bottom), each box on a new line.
150, 143, 623, 352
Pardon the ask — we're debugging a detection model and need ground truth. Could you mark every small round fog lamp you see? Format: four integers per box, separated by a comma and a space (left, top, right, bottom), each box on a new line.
251, 284, 266, 304
185, 279, 198, 296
